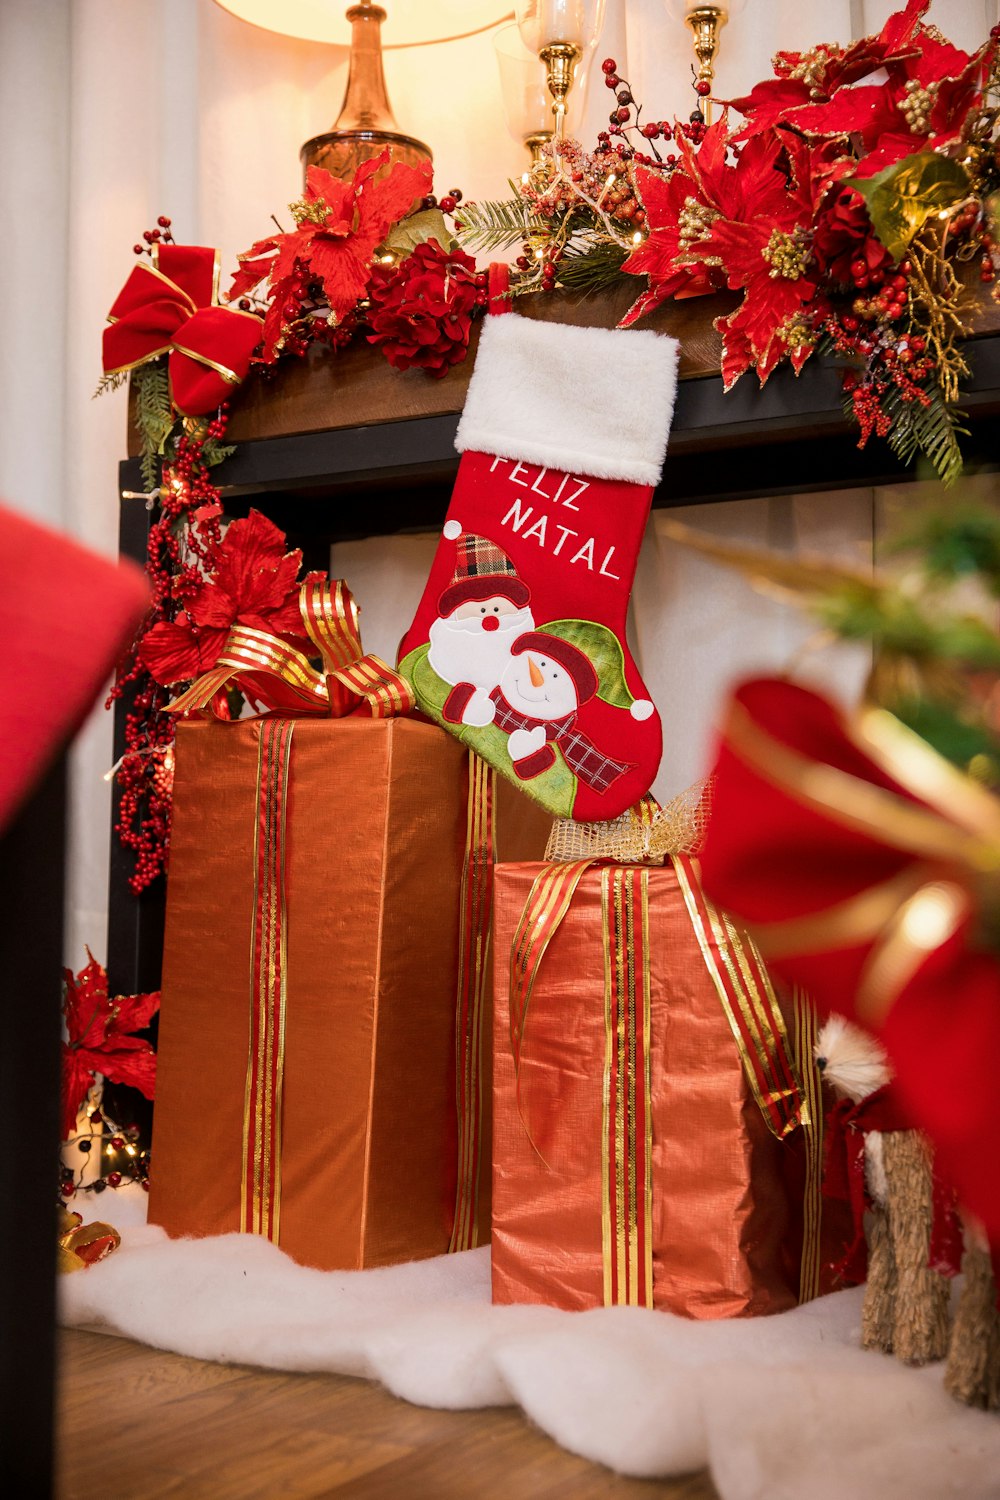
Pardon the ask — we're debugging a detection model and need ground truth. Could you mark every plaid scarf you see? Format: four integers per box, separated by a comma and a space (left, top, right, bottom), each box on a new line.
490, 690, 633, 794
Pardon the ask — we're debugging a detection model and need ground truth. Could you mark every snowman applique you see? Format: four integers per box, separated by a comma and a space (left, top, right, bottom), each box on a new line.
428, 526, 536, 728
491, 626, 639, 795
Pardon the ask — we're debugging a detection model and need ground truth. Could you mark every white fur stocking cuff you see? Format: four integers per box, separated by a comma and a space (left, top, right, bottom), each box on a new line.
455, 313, 679, 488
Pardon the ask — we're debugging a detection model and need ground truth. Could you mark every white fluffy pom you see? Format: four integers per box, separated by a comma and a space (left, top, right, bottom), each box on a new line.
814, 1013, 891, 1103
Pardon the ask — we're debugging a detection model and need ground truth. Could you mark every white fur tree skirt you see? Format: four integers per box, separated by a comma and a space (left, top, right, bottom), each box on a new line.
60, 1206, 1000, 1499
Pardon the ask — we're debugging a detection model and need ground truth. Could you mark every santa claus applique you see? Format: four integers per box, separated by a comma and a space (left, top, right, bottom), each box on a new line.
428, 527, 535, 728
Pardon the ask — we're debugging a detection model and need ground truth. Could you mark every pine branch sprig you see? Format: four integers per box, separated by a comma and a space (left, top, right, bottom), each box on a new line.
556, 243, 630, 296
92, 370, 129, 399
133, 362, 176, 490
456, 192, 554, 255
883, 379, 968, 488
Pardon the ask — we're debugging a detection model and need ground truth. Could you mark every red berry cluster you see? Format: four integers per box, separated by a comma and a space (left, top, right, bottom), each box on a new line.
827, 303, 934, 449
597, 57, 706, 165
133, 215, 175, 257
423, 187, 464, 216
61, 1108, 151, 1200
107, 415, 229, 891
941, 197, 998, 283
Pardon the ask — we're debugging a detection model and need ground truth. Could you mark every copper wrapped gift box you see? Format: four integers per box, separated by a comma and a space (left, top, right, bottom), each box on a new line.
149, 716, 549, 1270
491, 854, 831, 1316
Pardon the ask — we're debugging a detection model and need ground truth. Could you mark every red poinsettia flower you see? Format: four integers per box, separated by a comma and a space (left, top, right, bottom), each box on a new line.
367, 239, 480, 376
139, 509, 311, 686
229, 152, 431, 361
731, 0, 991, 180
619, 120, 732, 326
791, 31, 989, 178
692, 132, 829, 388
729, 0, 929, 139
61, 952, 160, 1142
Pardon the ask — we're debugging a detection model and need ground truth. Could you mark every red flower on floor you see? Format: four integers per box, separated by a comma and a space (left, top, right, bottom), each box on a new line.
230, 152, 431, 361
367, 240, 480, 376
61, 953, 160, 1142
139, 510, 312, 686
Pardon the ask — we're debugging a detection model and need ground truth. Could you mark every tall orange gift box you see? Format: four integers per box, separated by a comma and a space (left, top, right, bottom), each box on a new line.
149, 716, 549, 1270
491, 856, 826, 1317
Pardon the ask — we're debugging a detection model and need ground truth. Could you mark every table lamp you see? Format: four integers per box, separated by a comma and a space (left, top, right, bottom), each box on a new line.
214, 1, 513, 180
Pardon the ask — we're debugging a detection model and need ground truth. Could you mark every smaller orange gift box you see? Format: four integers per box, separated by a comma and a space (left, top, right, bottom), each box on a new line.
148, 572, 550, 1271
491, 853, 829, 1316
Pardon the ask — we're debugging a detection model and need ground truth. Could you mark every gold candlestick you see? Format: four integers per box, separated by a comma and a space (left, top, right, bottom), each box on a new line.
539, 40, 582, 138
684, 4, 726, 125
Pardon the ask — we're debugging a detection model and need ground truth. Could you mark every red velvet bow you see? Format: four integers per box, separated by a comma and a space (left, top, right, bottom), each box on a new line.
822, 1085, 915, 1281
103, 244, 261, 417
699, 676, 1000, 1242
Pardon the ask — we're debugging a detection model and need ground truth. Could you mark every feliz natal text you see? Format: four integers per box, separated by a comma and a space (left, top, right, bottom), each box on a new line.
490, 457, 621, 579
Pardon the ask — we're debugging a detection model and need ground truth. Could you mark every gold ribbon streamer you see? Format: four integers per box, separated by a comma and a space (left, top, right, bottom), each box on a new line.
720, 698, 1000, 1026
449, 752, 496, 1253
672, 855, 808, 1141
601, 866, 654, 1309
791, 990, 823, 1303
168, 578, 416, 720
241, 718, 294, 1242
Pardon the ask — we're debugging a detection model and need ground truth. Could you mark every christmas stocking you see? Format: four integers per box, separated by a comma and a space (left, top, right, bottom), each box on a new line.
398, 293, 679, 822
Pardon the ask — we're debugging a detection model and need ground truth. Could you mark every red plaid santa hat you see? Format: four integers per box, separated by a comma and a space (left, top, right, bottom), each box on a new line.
438, 530, 531, 615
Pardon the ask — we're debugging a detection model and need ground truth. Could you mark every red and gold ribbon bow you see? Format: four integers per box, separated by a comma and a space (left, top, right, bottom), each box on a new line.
103, 244, 262, 417
699, 675, 1000, 1242
167, 577, 416, 720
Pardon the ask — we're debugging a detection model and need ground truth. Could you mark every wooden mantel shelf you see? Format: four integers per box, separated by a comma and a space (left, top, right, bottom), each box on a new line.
128, 279, 1000, 461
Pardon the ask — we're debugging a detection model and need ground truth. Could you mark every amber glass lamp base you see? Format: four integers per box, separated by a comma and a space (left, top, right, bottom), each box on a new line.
300, 128, 431, 179
303, 2, 433, 182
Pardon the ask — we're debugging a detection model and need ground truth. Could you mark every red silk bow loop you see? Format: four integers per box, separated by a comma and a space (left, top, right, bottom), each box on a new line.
167, 578, 416, 721
103, 245, 262, 417
699, 676, 1000, 1241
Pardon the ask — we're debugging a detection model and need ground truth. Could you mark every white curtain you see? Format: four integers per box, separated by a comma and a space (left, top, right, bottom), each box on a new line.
0, 0, 994, 961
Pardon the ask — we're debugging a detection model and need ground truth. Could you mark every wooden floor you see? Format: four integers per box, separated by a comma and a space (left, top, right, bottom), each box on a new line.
58, 1329, 718, 1500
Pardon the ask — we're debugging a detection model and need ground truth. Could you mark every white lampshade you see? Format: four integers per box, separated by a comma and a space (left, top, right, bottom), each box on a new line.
213, 1, 514, 48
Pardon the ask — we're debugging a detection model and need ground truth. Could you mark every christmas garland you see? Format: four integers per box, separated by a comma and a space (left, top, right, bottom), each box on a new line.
99, 0, 1000, 894
461, 0, 1000, 488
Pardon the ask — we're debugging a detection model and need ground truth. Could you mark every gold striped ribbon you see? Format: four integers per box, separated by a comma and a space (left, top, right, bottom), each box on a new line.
448, 752, 496, 1253
241, 718, 294, 1241
791, 989, 823, 1302
168, 578, 416, 720
672, 854, 808, 1141
601, 866, 654, 1309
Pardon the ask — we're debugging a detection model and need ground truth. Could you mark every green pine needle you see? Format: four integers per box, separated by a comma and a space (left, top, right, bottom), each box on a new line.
203, 439, 236, 469
92, 369, 129, 399
132, 361, 176, 490
883, 379, 968, 487
555, 243, 629, 295
456, 192, 552, 255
